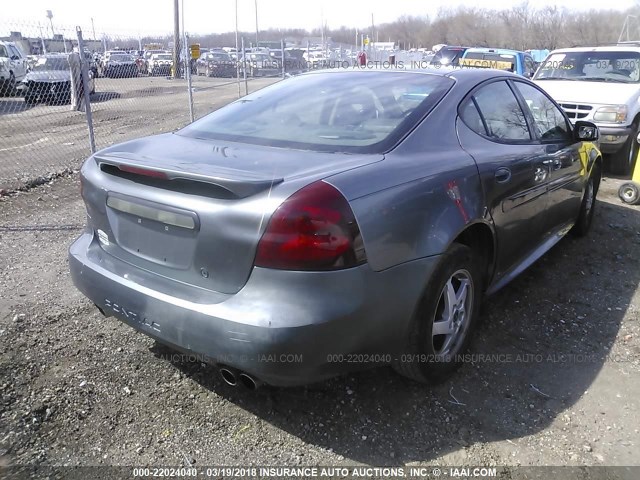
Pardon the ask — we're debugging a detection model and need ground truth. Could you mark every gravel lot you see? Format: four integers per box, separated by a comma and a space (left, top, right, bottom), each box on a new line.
0, 162, 638, 477
0, 74, 279, 191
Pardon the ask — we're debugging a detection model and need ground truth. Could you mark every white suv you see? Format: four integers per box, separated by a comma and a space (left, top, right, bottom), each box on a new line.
0, 41, 28, 94
534, 45, 640, 175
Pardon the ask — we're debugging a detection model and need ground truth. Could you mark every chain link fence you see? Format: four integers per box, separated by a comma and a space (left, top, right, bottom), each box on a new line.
0, 19, 427, 193
0, 20, 286, 192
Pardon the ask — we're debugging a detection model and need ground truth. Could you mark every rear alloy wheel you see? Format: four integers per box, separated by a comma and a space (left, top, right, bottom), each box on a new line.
610, 124, 639, 176
618, 182, 640, 205
393, 243, 482, 383
571, 167, 600, 236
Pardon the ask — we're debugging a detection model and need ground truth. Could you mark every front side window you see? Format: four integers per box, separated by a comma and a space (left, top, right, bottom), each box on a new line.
468, 81, 531, 141
513, 82, 571, 142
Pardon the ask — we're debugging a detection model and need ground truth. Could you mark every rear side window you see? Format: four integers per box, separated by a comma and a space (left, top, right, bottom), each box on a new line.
461, 81, 531, 141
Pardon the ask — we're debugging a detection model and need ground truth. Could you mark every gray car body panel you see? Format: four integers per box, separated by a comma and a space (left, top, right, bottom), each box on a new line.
70, 68, 597, 386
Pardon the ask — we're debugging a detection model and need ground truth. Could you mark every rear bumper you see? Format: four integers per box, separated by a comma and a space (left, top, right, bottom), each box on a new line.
597, 125, 634, 153
69, 231, 438, 386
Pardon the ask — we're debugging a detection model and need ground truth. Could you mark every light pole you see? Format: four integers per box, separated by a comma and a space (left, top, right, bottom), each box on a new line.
38, 24, 47, 54
91, 17, 96, 41
46, 10, 55, 37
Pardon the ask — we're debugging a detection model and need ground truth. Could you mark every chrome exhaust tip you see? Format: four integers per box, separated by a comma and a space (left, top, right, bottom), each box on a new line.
238, 373, 260, 390
219, 367, 238, 386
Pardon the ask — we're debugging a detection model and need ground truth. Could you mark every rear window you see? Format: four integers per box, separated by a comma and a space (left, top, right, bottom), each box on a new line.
460, 52, 516, 71
178, 72, 453, 154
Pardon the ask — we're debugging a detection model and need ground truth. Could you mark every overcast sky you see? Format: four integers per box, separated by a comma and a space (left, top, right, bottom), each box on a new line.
7, 0, 637, 37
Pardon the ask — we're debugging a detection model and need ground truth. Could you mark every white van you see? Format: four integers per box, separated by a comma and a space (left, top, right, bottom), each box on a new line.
0, 41, 28, 94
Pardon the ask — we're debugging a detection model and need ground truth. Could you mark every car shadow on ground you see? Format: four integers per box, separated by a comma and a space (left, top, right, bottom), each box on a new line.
0, 99, 32, 115
89, 91, 121, 103
155, 199, 639, 465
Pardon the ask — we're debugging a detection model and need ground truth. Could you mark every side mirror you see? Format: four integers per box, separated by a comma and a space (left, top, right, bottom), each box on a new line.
10, 55, 19, 61
574, 120, 599, 141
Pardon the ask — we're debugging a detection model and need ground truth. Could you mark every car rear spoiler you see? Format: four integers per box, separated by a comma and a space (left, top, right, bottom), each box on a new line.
94, 152, 284, 199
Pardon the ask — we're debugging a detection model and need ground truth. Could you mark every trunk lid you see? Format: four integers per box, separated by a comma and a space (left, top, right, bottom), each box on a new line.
82, 132, 382, 294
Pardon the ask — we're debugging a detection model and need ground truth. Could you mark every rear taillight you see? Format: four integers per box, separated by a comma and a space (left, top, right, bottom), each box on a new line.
255, 181, 366, 271
117, 165, 168, 179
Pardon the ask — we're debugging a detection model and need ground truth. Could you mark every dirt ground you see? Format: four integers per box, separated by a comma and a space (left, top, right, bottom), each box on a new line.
0, 162, 638, 478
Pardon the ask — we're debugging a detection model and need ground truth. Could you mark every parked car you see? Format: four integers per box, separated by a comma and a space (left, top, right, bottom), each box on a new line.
196, 51, 236, 77
0, 41, 28, 95
141, 49, 168, 74
102, 53, 138, 78
460, 48, 537, 77
241, 52, 280, 77
148, 53, 173, 76
69, 69, 601, 388
20, 54, 95, 105
534, 44, 640, 175
429, 45, 469, 67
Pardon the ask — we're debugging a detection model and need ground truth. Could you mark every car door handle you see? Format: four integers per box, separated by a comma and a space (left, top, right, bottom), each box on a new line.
495, 167, 512, 183
543, 158, 563, 170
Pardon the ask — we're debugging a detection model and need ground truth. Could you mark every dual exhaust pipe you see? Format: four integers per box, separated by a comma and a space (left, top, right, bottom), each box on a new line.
219, 366, 261, 390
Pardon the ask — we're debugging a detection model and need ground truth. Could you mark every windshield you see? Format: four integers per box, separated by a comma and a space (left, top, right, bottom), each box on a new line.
534, 51, 640, 83
207, 53, 230, 61
0, 45, 8, 58
178, 72, 453, 154
110, 54, 133, 62
33, 57, 70, 71
431, 48, 466, 66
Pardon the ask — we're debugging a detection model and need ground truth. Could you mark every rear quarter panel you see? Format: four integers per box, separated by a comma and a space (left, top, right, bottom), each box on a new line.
327, 96, 487, 272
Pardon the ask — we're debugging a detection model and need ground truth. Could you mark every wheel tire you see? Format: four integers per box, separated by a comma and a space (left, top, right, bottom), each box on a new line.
610, 124, 639, 176
571, 165, 600, 236
618, 182, 640, 205
392, 243, 483, 384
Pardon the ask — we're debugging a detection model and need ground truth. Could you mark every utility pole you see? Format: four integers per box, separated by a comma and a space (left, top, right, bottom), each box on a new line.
91, 17, 96, 41
371, 13, 375, 52
172, 0, 180, 78
254, 0, 259, 48
235, 0, 241, 98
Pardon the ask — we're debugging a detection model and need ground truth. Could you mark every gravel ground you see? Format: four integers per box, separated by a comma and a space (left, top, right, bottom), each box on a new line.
0, 75, 279, 191
0, 169, 639, 477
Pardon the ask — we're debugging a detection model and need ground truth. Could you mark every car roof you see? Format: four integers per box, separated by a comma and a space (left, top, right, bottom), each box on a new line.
464, 47, 525, 56
301, 67, 520, 83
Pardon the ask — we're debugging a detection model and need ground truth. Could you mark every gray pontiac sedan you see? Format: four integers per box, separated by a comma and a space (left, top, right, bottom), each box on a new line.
69, 69, 602, 388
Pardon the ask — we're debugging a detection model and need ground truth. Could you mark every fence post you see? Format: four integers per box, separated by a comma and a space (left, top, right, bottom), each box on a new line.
76, 27, 96, 154
281, 39, 285, 78
184, 33, 195, 122
242, 37, 248, 96
69, 52, 82, 112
